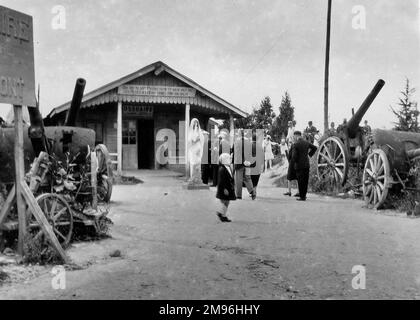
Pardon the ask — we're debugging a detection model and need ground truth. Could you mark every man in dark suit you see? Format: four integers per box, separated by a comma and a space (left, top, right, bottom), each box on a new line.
233, 129, 255, 200
291, 131, 317, 201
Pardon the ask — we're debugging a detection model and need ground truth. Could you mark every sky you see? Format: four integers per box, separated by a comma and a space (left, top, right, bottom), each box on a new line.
0, 0, 419, 131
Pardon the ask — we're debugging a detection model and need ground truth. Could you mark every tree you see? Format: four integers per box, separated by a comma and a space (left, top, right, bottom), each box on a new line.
234, 114, 253, 129
219, 114, 253, 131
271, 91, 295, 141
250, 96, 276, 130
221, 96, 276, 132
390, 78, 419, 132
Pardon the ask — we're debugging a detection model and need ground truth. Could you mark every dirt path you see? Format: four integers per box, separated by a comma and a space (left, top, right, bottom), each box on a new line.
1, 171, 420, 300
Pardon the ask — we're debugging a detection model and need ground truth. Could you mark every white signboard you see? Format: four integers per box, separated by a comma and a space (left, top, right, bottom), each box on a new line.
118, 85, 196, 98
0, 6, 36, 107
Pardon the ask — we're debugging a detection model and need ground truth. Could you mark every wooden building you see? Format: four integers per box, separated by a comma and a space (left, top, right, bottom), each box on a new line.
45, 61, 246, 175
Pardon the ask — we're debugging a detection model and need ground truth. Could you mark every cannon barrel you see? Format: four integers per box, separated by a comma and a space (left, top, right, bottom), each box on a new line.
407, 148, 420, 159
28, 104, 49, 156
64, 78, 86, 127
347, 79, 385, 138
28, 104, 44, 129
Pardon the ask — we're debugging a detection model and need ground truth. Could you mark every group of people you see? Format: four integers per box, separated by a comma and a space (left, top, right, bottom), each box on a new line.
215, 128, 318, 223
213, 117, 374, 222
213, 129, 264, 222
326, 119, 372, 136
263, 120, 319, 172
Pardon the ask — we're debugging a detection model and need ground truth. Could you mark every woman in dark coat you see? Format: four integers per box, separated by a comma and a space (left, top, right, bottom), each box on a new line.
216, 153, 236, 222
284, 136, 298, 196
250, 131, 264, 198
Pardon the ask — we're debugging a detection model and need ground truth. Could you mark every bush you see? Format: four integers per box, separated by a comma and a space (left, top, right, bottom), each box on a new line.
23, 234, 64, 265
384, 159, 420, 213
0, 269, 9, 283
385, 191, 416, 212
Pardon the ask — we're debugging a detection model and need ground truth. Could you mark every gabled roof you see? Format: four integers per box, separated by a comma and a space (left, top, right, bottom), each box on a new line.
47, 61, 247, 118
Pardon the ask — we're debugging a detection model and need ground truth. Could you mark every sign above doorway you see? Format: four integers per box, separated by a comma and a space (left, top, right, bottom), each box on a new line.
122, 105, 153, 118
118, 85, 196, 98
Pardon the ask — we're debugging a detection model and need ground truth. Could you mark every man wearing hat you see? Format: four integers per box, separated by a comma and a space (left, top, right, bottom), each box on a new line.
233, 129, 255, 200
291, 130, 317, 201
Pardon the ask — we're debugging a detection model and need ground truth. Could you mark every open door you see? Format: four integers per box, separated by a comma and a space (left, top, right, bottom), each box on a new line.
138, 119, 154, 169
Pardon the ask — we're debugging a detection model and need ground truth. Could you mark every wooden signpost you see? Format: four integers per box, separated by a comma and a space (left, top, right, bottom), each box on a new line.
0, 6, 68, 263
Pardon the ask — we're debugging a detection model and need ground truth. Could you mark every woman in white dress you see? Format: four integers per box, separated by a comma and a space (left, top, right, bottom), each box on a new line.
263, 135, 278, 171
188, 118, 205, 183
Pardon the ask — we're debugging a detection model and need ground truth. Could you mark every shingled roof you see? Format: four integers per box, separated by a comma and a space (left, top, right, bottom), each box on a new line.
46, 61, 247, 119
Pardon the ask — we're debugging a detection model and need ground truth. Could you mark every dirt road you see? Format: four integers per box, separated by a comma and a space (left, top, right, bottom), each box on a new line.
1, 171, 420, 300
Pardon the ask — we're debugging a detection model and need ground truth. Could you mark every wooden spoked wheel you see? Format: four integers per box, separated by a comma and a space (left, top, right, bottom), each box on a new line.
94, 144, 113, 203
363, 149, 390, 209
317, 136, 349, 186
26, 193, 73, 249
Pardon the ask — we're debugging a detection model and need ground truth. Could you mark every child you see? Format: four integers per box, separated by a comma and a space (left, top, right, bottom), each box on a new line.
216, 153, 236, 222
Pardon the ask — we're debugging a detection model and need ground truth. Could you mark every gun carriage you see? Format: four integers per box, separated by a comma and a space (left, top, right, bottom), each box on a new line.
362, 129, 420, 209
0, 78, 113, 251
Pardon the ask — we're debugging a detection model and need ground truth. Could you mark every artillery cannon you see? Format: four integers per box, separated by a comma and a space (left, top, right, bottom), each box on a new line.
0, 78, 113, 252
317, 79, 386, 187
316, 79, 420, 209
0, 78, 113, 200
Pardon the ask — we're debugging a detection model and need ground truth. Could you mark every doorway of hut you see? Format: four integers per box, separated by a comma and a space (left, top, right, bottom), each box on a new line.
137, 119, 155, 169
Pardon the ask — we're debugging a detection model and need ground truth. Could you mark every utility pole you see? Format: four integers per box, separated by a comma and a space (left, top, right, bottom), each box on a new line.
324, 0, 332, 133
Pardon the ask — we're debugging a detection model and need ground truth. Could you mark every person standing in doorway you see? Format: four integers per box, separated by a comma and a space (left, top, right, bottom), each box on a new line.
292, 131, 317, 201
216, 153, 236, 222
201, 131, 211, 184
